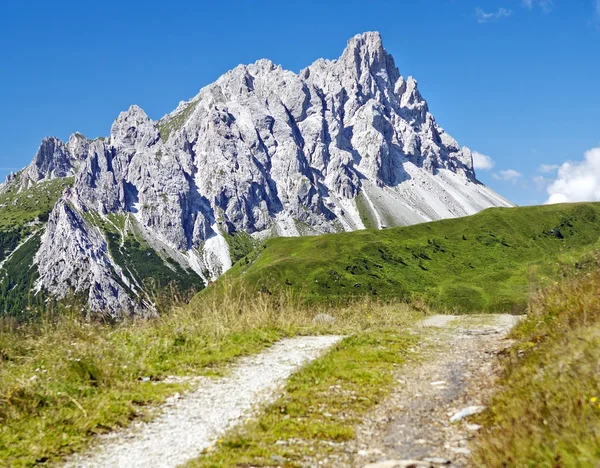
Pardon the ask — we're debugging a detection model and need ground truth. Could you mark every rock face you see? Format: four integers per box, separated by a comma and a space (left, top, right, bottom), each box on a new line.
35, 200, 147, 316
19, 136, 83, 189
6, 32, 512, 317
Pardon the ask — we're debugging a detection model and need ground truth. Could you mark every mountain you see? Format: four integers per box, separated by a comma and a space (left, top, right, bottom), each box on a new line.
0, 32, 512, 318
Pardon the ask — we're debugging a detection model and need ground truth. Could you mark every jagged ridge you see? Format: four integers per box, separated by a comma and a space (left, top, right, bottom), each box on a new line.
1, 32, 512, 317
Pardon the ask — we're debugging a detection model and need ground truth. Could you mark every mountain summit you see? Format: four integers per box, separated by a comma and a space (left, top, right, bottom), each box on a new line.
1, 32, 511, 317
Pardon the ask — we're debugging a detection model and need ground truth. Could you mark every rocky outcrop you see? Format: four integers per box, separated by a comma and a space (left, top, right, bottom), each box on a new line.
18, 137, 82, 190
0, 172, 15, 194
16, 31, 512, 316
35, 200, 149, 318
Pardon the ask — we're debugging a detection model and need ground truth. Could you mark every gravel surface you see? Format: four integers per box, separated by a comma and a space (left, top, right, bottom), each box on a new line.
419, 315, 458, 328
334, 314, 522, 467
64, 335, 344, 468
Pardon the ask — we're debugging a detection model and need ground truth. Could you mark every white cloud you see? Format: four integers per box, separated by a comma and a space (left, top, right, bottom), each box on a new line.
493, 169, 523, 183
472, 151, 495, 170
476, 7, 513, 23
533, 175, 550, 191
538, 164, 559, 173
546, 147, 600, 204
522, 0, 553, 12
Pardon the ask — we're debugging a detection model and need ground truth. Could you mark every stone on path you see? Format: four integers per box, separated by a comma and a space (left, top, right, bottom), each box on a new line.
449, 405, 486, 423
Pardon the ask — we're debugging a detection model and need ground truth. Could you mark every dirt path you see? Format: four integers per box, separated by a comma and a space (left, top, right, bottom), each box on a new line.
344, 314, 521, 468
64, 335, 343, 468
63, 315, 519, 468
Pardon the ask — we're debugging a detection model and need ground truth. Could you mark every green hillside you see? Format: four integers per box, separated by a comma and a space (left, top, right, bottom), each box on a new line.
223, 203, 600, 312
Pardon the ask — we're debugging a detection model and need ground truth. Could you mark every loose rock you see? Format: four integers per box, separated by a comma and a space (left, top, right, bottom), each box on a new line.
449, 406, 486, 423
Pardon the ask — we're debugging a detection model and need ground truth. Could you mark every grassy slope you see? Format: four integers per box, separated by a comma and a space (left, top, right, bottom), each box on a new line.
0, 233, 44, 320
224, 203, 600, 312
0, 176, 72, 231
224, 230, 257, 264
474, 256, 600, 466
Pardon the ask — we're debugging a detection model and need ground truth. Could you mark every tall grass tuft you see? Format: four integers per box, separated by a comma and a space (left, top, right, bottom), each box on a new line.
474, 263, 600, 466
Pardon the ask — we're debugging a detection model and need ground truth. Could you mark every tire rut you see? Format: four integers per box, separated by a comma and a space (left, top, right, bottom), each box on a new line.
343, 314, 521, 468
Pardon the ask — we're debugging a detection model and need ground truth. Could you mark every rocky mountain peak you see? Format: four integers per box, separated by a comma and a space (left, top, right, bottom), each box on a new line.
111, 105, 159, 150
0, 172, 15, 193
249, 58, 278, 73
341, 32, 391, 69
19, 136, 78, 189
66, 132, 92, 161
338, 31, 400, 89
11, 31, 512, 317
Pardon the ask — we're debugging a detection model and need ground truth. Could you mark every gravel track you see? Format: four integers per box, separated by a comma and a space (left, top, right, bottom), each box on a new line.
64, 335, 343, 468
339, 314, 522, 467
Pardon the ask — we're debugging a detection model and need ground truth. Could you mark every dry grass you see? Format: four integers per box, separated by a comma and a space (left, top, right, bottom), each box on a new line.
0, 282, 422, 466
474, 266, 600, 466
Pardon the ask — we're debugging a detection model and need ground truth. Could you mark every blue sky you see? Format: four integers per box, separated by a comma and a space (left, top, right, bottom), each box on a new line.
1, 0, 599, 206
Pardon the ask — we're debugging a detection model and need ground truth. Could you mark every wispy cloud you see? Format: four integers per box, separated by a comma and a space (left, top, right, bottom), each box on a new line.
476, 7, 513, 23
538, 164, 559, 173
522, 0, 554, 13
533, 175, 550, 191
493, 169, 523, 183
472, 151, 495, 170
